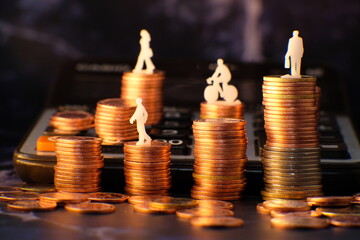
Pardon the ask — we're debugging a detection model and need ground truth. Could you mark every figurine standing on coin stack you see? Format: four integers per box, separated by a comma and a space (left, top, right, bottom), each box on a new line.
121, 29, 165, 125
191, 119, 248, 201
200, 59, 245, 119
123, 99, 172, 195
54, 136, 103, 193
94, 98, 138, 145
261, 30, 323, 200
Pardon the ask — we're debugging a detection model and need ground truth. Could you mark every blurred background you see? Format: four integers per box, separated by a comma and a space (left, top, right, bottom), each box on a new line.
0, 0, 359, 161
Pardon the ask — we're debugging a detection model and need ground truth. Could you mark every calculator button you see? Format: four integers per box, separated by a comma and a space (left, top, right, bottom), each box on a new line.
36, 136, 56, 152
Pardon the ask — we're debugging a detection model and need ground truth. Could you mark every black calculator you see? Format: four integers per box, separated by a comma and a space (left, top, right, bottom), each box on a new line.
13, 59, 360, 195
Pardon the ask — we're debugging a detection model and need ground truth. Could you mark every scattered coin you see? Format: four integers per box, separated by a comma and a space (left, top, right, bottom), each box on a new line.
7, 200, 57, 212
329, 215, 360, 227
149, 197, 198, 210
263, 199, 310, 212
39, 192, 89, 204
176, 208, 234, 219
65, 202, 115, 214
86, 192, 129, 203
190, 216, 244, 228
271, 216, 330, 229
0, 192, 39, 202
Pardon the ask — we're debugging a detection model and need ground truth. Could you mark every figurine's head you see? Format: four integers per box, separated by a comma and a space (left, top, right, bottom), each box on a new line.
217, 58, 224, 65
136, 97, 142, 105
293, 30, 299, 37
140, 29, 151, 40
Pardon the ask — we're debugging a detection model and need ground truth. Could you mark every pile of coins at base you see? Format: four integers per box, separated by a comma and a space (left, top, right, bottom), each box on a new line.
191, 118, 248, 201
54, 136, 103, 193
256, 194, 360, 229
94, 98, 138, 144
49, 110, 94, 132
121, 71, 165, 125
261, 75, 323, 200
200, 101, 245, 119
0, 186, 244, 228
123, 141, 172, 196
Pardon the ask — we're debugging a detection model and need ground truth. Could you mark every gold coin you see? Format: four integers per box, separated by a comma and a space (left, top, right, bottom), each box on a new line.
271, 210, 322, 218
18, 184, 56, 193
196, 200, 233, 209
133, 201, 177, 214
329, 216, 360, 227
307, 196, 353, 203
316, 207, 360, 217
176, 207, 234, 219
0, 186, 21, 193
256, 203, 270, 215
271, 216, 329, 229
7, 200, 57, 212
65, 202, 115, 214
128, 195, 168, 205
0, 192, 39, 202
263, 199, 310, 212
149, 197, 198, 210
190, 216, 244, 228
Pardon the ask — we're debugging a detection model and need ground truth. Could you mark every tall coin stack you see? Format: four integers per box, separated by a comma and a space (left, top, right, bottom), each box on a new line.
123, 141, 172, 196
121, 71, 165, 125
261, 75, 323, 200
200, 101, 245, 119
54, 136, 103, 193
191, 119, 248, 201
95, 98, 138, 144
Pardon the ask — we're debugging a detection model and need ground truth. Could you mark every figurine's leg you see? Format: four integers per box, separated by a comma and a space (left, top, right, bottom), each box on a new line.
145, 57, 155, 73
134, 53, 145, 72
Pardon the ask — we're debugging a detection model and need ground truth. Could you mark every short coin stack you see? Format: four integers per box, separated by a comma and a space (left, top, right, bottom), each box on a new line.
121, 71, 165, 125
123, 140, 171, 196
261, 75, 322, 200
94, 98, 138, 144
54, 136, 103, 193
200, 101, 245, 119
191, 119, 248, 201
50, 111, 94, 132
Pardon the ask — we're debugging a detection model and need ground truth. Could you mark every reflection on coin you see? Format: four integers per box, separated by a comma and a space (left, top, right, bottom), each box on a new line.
271, 216, 330, 229
190, 216, 244, 228
317, 207, 360, 217
7, 200, 57, 212
65, 202, 115, 214
256, 203, 270, 215
307, 196, 353, 207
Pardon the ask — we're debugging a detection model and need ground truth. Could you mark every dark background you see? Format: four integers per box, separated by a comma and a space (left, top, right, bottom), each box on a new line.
0, 0, 359, 161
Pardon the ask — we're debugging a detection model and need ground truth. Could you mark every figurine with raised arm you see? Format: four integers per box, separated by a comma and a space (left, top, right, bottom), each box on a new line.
204, 58, 238, 104
282, 30, 304, 78
130, 98, 152, 145
133, 29, 155, 74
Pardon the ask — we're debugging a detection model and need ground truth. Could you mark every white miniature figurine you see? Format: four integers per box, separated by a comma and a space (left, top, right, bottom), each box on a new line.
204, 58, 238, 104
282, 30, 304, 78
130, 98, 152, 145
133, 29, 155, 74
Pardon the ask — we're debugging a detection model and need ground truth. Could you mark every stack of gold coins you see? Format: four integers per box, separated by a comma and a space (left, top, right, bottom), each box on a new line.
94, 98, 138, 144
191, 119, 247, 201
123, 141, 171, 196
261, 75, 322, 200
121, 71, 165, 125
54, 136, 103, 193
50, 111, 94, 132
200, 101, 245, 119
